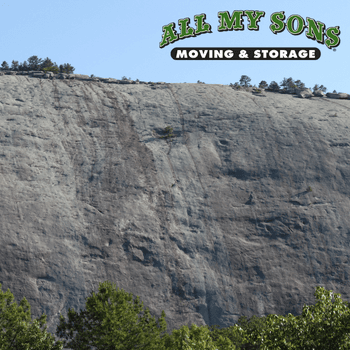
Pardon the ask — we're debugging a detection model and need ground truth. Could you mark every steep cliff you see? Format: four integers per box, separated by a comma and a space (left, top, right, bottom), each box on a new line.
1, 75, 350, 338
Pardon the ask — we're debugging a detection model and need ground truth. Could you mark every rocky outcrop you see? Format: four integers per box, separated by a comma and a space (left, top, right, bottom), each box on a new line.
1, 75, 350, 343
0, 70, 166, 85
1, 70, 349, 100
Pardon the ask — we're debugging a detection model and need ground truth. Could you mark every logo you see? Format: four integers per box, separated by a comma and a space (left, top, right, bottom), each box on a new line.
159, 11, 341, 60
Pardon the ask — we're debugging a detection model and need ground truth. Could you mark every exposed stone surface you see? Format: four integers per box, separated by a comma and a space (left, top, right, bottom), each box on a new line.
313, 90, 326, 98
295, 88, 314, 98
326, 92, 350, 99
1, 75, 350, 343
1, 71, 349, 100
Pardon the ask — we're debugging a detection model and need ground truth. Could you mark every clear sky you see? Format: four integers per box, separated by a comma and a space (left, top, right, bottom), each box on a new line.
0, 0, 348, 93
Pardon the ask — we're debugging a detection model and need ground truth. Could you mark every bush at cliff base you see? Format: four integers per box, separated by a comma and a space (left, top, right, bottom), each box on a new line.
3, 280, 350, 349
243, 286, 350, 349
160, 323, 236, 349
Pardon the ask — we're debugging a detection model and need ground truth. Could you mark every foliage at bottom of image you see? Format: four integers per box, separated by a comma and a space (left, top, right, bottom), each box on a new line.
2, 281, 350, 350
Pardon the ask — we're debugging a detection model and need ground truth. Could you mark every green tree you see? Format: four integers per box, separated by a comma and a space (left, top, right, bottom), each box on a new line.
244, 286, 350, 349
27, 55, 44, 71
59, 63, 75, 74
17, 60, 30, 71
39, 57, 60, 74
39, 57, 56, 70
268, 81, 280, 91
0, 61, 9, 71
55, 280, 169, 350
294, 79, 305, 89
312, 84, 327, 93
10, 60, 19, 71
258, 80, 268, 89
0, 283, 63, 350
280, 77, 295, 90
161, 323, 236, 349
205, 315, 271, 350
239, 75, 251, 87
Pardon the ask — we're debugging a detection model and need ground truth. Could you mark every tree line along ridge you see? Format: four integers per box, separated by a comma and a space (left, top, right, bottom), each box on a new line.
0, 56, 338, 93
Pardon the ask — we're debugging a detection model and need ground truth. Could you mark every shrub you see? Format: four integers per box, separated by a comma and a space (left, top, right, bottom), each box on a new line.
42, 66, 59, 74
159, 126, 175, 140
267, 81, 280, 91
258, 80, 268, 89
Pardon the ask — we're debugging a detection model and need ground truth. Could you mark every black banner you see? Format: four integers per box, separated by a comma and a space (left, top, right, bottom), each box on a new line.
171, 47, 321, 60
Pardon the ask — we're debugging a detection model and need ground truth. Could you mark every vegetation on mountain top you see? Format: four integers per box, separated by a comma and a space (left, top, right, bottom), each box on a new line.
230, 75, 334, 94
0, 60, 337, 93
0, 55, 75, 74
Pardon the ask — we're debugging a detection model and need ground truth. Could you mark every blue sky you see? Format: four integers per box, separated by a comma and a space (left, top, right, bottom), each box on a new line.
0, 0, 348, 93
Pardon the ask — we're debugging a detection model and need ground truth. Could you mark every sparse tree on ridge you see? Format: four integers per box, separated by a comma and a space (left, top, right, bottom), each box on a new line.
39, 57, 60, 74
239, 75, 251, 87
313, 84, 327, 93
0, 56, 75, 74
268, 81, 280, 91
280, 77, 295, 90
10, 60, 19, 71
40, 57, 57, 70
17, 60, 30, 71
258, 80, 268, 89
59, 63, 75, 74
1, 60, 9, 70
27, 55, 44, 71
279, 77, 306, 91
294, 79, 305, 89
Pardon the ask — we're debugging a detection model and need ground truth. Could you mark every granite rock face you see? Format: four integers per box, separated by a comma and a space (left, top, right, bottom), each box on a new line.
1, 75, 350, 340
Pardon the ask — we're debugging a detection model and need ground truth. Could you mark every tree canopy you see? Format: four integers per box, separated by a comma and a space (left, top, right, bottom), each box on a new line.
2, 281, 350, 349
55, 280, 240, 349
242, 286, 350, 349
55, 280, 169, 349
0, 55, 75, 74
0, 283, 63, 350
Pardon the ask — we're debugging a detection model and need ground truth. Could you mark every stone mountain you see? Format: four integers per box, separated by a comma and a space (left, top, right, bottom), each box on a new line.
1, 74, 350, 340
